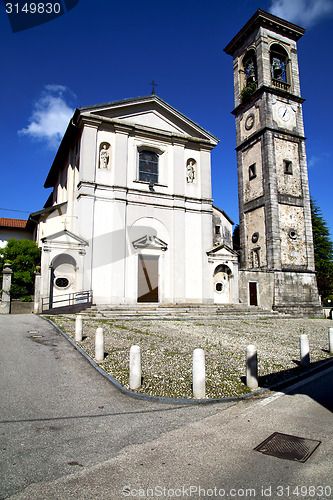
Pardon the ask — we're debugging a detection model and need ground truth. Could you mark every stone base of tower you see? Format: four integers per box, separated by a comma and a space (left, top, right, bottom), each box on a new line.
273, 271, 322, 317
239, 270, 323, 317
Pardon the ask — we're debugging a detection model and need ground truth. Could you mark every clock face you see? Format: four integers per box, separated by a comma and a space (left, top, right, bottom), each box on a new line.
245, 113, 255, 130
278, 105, 290, 122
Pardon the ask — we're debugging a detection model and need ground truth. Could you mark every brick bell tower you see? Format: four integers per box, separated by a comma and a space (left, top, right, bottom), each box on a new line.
224, 9, 322, 316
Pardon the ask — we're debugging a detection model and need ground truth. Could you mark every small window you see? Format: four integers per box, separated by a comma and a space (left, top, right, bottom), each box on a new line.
215, 225, 221, 235
138, 150, 159, 184
249, 163, 256, 180
284, 160, 293, 175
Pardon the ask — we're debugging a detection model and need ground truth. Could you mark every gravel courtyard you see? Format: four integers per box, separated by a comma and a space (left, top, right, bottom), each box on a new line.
48, 315, 333, 399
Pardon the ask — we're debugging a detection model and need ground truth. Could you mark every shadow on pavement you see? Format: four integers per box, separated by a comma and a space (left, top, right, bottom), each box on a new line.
242, 357, 333, 412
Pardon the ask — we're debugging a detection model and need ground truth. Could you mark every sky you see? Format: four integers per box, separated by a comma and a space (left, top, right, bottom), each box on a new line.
0, 0, 332, 236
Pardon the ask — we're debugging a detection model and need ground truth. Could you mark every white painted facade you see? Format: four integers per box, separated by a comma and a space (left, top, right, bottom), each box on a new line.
34, 95, 238, 309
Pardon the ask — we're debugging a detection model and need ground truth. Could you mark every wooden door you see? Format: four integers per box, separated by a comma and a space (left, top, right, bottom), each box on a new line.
249, 282, 258, 306
138, 255, 159, 302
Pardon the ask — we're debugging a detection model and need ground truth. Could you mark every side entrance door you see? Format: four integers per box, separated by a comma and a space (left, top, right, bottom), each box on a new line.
138, 254, 159, 302
249, 282, 258, 306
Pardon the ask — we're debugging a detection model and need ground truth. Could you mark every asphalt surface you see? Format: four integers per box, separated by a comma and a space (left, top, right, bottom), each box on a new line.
0, 314, 235, 499
1, 314, 332, 499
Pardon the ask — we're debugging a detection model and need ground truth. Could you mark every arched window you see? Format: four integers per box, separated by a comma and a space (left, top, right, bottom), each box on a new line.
270, 44, 290, 89
242, 49, 257, 86
138, 150, 159, 184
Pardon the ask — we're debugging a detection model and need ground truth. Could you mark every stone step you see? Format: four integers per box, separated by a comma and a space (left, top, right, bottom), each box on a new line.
79, 303, 281, 319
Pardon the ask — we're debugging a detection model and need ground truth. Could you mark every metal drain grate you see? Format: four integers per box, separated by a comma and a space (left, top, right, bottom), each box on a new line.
254, 432, 321, 462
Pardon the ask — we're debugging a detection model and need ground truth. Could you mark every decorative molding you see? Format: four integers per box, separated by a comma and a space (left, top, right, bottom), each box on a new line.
132, 235, 168, 251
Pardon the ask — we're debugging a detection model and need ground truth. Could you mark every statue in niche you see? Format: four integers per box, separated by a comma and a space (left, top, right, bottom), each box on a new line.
99, 143, 110, 169
186, 160, 196, 183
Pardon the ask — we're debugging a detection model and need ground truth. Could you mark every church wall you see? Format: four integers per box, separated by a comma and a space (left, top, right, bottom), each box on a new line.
91, 198, 122, 304
79, 123, 98, 183
185, 211, 203, 302
76, 193, 95, 292
200, 210, 214, 303
199, 149, 212, 200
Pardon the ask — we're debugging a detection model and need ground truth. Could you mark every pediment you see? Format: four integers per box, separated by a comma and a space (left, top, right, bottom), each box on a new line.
132, 235, 168, 250
42, 230, 88, 248
207, 243, 238, 256
79, 96, 219, 144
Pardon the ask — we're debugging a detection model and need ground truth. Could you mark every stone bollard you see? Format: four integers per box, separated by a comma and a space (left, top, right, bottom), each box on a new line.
246, 344, 258, 390
95, 327, 104, 362
75, 315, 83, 342
0, 263, 13, 314
329, 328, 333, 354
300, 334, 310, 367
129, 345, 141, 390
192, 348, 205, 399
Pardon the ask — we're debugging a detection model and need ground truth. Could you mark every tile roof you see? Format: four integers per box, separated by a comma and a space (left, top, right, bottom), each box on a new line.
0, 218, 28, 228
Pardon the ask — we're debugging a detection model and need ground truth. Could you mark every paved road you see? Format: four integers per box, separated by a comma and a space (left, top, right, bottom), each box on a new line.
0, 314, 234, 499
1, 315, 332, 499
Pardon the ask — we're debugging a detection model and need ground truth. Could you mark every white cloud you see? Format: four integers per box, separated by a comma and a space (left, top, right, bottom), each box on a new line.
268, 0, 333, 27
19, 85, 75, 148
308, 155, 320, 168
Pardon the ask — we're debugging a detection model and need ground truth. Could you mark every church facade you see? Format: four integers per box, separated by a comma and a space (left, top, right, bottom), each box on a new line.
32, 9, 322, 316
33, 95, 239, 310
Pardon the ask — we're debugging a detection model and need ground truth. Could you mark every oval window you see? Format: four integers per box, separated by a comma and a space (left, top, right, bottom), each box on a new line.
55, 277, 69, 288
288, 228, 298, 240
215, 282, 224, 293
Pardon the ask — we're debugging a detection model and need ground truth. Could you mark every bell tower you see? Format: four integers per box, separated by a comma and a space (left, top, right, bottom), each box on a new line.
224, 9, 322, 315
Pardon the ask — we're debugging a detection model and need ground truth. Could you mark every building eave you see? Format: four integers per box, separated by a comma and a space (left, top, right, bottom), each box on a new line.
44, 114, 81, 189
223, 8, 305, 56
79, 95, 219, 145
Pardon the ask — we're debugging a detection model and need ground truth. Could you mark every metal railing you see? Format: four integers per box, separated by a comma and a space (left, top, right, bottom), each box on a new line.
41, 290, 92, 313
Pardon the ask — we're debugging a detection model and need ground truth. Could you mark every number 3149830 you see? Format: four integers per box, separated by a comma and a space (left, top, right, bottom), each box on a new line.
5, 3, 61, 14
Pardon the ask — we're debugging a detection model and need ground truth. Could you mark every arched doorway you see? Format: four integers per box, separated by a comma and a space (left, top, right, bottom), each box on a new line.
213, 264, 232, 304
49, 254, 77, 308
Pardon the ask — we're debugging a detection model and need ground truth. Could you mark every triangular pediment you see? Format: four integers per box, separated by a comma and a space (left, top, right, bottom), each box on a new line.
132, 235, 168, 250
79, 95, 219, 144
207, 243, 238, 256
42, 229, 88, 247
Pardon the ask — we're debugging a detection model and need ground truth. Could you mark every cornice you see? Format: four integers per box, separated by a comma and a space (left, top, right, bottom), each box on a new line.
235, 126, 306, 151
232, 85, 305, 117
224, 8, 305, 56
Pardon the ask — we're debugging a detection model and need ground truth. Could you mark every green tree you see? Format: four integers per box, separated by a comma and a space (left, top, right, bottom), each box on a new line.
311, 199, 333, 304
0, 239, 41, 300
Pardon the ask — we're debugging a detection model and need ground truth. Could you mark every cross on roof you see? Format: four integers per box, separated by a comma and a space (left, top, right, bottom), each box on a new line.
149, 80, 158, 94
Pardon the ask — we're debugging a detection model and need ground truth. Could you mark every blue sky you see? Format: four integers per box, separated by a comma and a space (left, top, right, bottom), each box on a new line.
0, 0, 332, 236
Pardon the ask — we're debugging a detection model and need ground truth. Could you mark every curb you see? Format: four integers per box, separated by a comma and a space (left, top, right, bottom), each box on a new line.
42, 316, 333, 405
